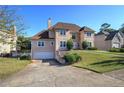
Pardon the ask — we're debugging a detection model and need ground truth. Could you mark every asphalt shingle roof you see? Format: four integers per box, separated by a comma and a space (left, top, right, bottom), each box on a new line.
105, 31, 119, 40
49, 22, 81, 32
32, 22, 95, 40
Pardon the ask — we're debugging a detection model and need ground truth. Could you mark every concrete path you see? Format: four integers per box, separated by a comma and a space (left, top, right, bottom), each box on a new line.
105, 69, 124, 81
0, 60, 124, 87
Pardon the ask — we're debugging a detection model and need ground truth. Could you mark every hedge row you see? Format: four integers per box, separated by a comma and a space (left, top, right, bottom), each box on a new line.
87, 47, 97, 50
20, 55, 31, 60
109, 48, 124, 52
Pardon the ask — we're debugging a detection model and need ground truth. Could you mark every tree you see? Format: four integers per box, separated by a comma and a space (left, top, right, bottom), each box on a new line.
82, 41, 88, 49
100, 23, 115, 32
100, 23, 110, 31
0, 6, 27, 53
67, 39, 73, 50
0, 6, 27, 35
17, 36, 31, 52
119, 23, 124, 33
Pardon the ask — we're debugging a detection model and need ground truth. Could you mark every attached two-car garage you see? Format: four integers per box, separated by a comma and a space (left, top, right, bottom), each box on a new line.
32, 52, 54, 59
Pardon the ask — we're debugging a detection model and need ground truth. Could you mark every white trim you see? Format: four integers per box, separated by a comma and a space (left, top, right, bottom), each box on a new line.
37, 41, 45, 47
50, 41, 54, 46
59, 29, 66, 36
60, 41, 66, 48
33, 52, 54, 59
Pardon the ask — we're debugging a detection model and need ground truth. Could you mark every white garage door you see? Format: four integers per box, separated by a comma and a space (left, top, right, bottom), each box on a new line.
112, 43, 120, 48
33, 52, 54, 59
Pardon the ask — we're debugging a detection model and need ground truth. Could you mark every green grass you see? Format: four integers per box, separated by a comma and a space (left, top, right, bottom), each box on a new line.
0, 58, 31, 79
70, 50, 124, 73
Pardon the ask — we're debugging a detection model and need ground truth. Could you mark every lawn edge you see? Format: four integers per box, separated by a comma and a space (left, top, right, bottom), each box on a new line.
73, 65, 103, 74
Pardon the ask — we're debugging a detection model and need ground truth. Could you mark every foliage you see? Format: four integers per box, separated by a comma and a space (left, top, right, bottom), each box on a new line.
17, 35, 31, 52
99, 23, 115, 32
74, 53, 82, 62
120, 48, 124, 52
82, 41, 89, 49
0, 6, 27, 35
64, 53, 81, 64
109, 48, 120, 52
109, 48, 124, 52
87, 47, 97, 50
71, 50, 124, 73
20, 55, 31, 60
119, 23, 124, 33
100, 23, 111, 31
67, 39, 73, 50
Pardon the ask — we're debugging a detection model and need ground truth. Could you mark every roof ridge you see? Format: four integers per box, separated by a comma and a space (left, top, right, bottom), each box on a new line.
56, 22, 81, 27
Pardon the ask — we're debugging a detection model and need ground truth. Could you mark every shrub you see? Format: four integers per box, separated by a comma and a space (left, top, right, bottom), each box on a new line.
82, 41, 89, 49
120, 48, 124, 52
109, 48, 120, 52
87, 47, 97, 50
64, 53, 81, 64
20, 55, 31, 60
73, 53, 82, 61
67, 39, 73, 50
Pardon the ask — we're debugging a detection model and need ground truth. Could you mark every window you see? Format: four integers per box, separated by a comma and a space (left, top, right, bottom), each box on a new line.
59, 29, 66, 35
51, 41, 54, 46
60, 41, 66, 48
72, 33, 76, 39
87, 42, 92, 47
38, 41, 45, 47
85, 32, 92, 37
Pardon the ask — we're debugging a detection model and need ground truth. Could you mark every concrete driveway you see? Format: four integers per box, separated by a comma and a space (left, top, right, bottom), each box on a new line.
105, 69, 124, 81
0, 60, 124, 87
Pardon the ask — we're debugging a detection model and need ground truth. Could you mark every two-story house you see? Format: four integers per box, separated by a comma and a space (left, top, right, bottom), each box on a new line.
95, 30, 124, 50
0, 26, 17, 54
31, 18, 95, 60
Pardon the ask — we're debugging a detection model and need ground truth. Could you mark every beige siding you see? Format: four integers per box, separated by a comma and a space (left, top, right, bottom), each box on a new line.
55, 30, 71, 51
31, 39, 55, 59
49, 30, 55, 38
84, 32, 94, 47
79, 31, 95, 48
95, 35, 111, 50
31, 39, 55, 52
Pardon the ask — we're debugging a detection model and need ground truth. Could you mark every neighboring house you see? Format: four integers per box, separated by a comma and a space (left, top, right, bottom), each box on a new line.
0, 26, 17, 54
31, 18, 95, 60
95, 31, 124, 50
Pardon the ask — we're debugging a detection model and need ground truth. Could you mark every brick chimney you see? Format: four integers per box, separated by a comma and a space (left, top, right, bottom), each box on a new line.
13, 25, 16, 36
48, 18, 51, 28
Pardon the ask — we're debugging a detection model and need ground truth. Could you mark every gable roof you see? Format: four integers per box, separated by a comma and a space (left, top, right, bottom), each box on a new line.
105, 31, 119, 40
32, 22, 95, 40
80, 26, 95, 32
32, 30, 54, 40
48, 22, 81, 32
96, 30, 123, 41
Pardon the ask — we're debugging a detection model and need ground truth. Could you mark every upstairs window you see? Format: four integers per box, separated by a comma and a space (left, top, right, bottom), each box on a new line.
85, 32, 92, 37
38, 41, 45, 47
60, 41, 66, 48
59, 29, 66, 35
72, 33, 76, 39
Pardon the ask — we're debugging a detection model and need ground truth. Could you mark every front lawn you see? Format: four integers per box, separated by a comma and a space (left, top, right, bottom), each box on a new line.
70, 50, 124, 73
0, 58, 31, 79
